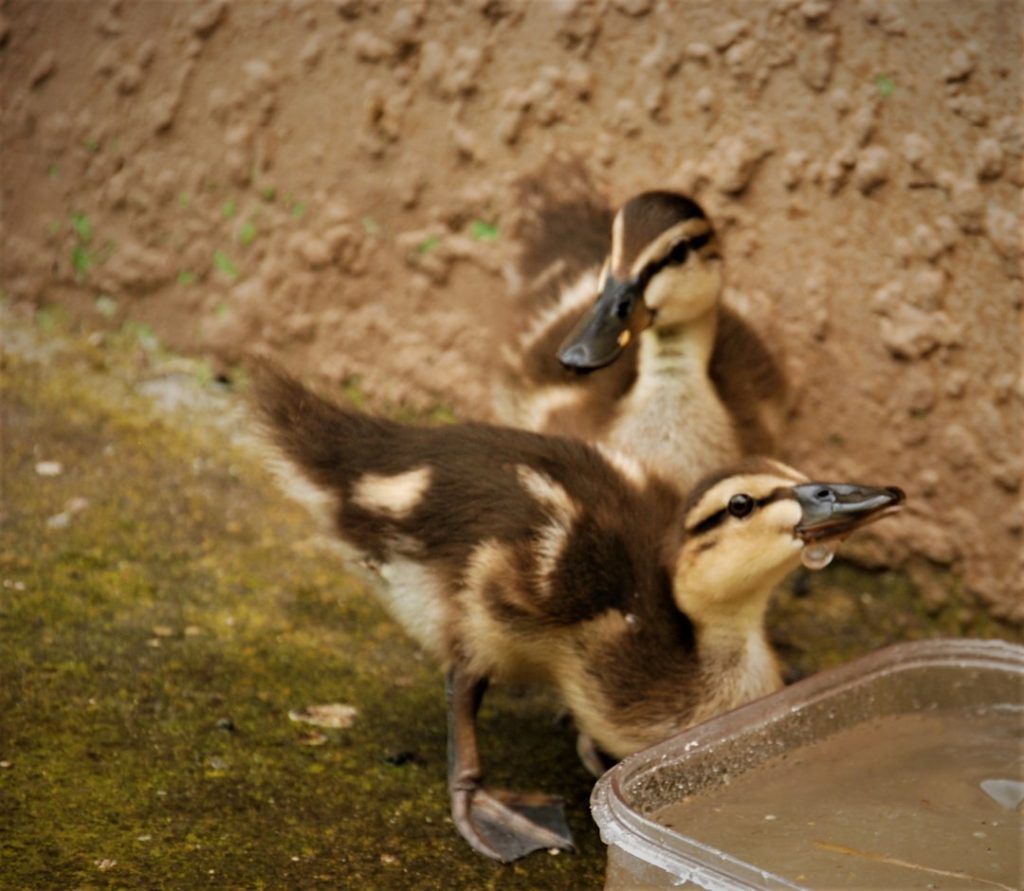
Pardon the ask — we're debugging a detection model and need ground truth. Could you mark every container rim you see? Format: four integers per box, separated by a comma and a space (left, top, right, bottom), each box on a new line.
591, 637, 1024, 889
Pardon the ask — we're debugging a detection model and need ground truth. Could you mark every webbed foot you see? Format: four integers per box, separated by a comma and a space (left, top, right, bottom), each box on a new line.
452, 786, 574, 862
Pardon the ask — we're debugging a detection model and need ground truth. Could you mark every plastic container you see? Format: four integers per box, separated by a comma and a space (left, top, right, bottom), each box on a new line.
592, 639, 1024, 890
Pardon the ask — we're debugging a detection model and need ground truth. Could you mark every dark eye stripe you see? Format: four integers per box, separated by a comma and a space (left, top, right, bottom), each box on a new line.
686, 489, 789, 537
635, 230, 713, 286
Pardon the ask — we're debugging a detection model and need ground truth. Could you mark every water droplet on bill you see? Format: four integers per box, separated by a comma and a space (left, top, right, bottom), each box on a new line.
801, 542, 836, 570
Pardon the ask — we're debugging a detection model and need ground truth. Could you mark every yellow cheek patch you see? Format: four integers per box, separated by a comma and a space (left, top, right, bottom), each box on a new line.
617, 330, 631, 347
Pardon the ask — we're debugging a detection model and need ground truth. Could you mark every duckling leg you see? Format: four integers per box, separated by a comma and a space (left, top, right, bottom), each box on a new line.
446, 668, 575, 862
576, 733, 617, 779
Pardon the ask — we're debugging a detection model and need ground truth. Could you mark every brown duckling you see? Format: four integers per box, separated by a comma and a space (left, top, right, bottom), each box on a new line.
251, 361, 903, 863
496, 189, 787, 491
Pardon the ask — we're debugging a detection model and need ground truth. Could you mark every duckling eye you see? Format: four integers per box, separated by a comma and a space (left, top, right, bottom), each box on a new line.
615, 296, 633, 319
668, 241, 689, 265
728, 493, 755, 518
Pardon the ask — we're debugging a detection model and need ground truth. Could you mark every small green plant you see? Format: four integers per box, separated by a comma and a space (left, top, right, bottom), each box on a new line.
469, 220, 499, 242
291, 202, 306, 220
215, 303, 230, 319
193, 359, 215, 387
178, 193, 191, 208
238, 219, 257, 247
71, 246, 92, 275
361, 216, 381, 235
68, 212, 96, 277
47, 164, 60, 179
122, 320, 159, 351
341, 375, 366, 409
213, 250, 239, 279
222, 199, 237, 219
416, 235, 441, 255
428, 406, 458, 425
95, 295, 118, 318
876, 73, 896, 98
70, 212, 93, 244
35, 306, 63, 331
260, 186, 277, 202
177, 270, 196, 286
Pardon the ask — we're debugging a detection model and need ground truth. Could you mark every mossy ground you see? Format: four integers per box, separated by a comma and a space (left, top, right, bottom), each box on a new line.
1, 308, 1019, 890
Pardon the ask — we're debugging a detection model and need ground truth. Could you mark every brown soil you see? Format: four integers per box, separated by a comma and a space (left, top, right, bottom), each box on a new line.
1, 0, 1020, 620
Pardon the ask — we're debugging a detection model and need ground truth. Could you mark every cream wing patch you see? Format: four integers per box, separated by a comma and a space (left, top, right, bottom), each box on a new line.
516, 464, 582, 598
351, 466, 432, 519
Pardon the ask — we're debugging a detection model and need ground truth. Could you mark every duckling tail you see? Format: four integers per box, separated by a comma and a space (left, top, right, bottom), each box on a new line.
247, 357, 400, 500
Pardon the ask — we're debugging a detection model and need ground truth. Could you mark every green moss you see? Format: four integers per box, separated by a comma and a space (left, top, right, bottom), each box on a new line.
0, 331, 604, 889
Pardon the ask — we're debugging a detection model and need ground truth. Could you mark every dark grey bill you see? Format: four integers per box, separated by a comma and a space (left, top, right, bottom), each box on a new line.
793, 482, 905, 542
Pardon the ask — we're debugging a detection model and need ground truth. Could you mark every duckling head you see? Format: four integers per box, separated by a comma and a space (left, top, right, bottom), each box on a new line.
558, 191, 722, 372
673, 459, 905, 628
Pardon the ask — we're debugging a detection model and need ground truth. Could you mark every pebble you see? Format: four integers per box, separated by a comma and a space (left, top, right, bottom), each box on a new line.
711, 19, 747, 52
943, 45, 977, 82
95, 45, 120, 77
611, 0, 653, 15
853, 145, 890, 193
288, 703, 358, 729
47, 496, 90, 530
901, 132, 932, 169
948, 94, 988, 127
299, 34, 323, 71
880, 304, 958, 359
910, 225, 944, 263
949, 177, 985, 233
943, 423, 980, 470
288, 231, 332, 269
116, 63, 144, 95
694, 85, 715, 112
387, 6, 423, 46
29, 50, 57, 87
685, 42, 713, 63
797, 33, 836, 91
188, 0, 226, 37
352, 30, 393, 63
908, 268, 946, 310
848, 103, 877, 147
243, 58, 275, 90
35, 461, 63, 477
974, 137, 1004, 180
332, 0, 363, 19
944, 369, 969, 398
103, 241, 173, 290
861, 0, 906, 35
934, 215, 960, 252
985, 204, 1019, 261
707, 133, 773, 194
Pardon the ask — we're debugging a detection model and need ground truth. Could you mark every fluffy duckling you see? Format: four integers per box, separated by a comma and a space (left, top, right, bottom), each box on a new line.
251, 362, 903, 863
497, 188, 786, 490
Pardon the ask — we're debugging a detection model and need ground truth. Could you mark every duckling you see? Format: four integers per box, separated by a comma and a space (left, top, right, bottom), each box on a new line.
496, 187, 787, 490
250, 361, 903, 863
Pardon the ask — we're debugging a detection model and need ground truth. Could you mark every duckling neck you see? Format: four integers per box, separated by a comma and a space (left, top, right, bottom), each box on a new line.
609, 309, 739, 487
693, 620, 781, 716
638, 309, 718, 379
674, 589, 782, 732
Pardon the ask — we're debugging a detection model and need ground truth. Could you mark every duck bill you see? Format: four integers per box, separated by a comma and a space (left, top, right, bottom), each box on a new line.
793, 482, 905, 543
557, 276, 649, 373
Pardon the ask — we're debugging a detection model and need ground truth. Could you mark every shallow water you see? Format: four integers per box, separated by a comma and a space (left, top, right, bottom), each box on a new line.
655, 706, 1024, 889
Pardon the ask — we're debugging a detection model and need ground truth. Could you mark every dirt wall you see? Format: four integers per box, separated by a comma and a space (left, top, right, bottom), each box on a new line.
1, 0, 1021, 618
